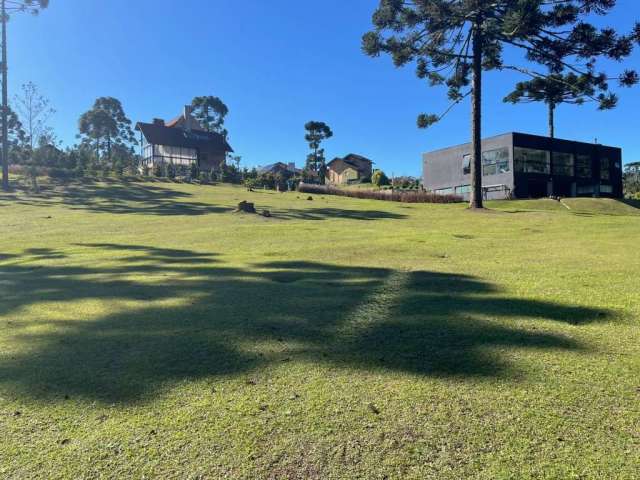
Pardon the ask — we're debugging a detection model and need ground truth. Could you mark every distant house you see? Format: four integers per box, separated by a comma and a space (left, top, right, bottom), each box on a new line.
135, 106, 233, 172
326, 154, 373, 184
258, 162, 301, 176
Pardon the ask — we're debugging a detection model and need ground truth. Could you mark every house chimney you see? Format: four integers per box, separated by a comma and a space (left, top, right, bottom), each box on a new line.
183, 105, 194, 132
288, 162, 295, 172
153, 118, 165, 126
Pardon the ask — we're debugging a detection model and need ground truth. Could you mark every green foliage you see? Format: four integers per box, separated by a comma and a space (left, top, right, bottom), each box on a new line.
221, 163, 242, 184
199, 170, 211, 183
190, 162, 199, 180
153, 162, 166, 178
191, 96, 229, 136
243, 177, 259, 190
503, 70, 638, 136
167, 162, 176, 180
78, 97, 137, 169
624, 168, 640, 198
304, 121, 333, 184
371, 169, 390, 187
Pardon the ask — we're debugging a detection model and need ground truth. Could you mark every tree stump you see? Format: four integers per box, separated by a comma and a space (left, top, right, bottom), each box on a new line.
235, 201, 256, 213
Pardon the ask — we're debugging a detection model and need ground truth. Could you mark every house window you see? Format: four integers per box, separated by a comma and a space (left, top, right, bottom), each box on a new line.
575, 154, 592, 178
462, 154, 471, 175
600, 158, 611, 181
600, 184, 613, 193
514, 147, 550, 174
456, 185, 471, 194
482, 148, 509, 176
577, 185, 595, 195
552, 152, 574, 176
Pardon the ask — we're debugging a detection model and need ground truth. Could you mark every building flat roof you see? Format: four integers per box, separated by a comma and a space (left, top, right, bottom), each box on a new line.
422, 131, 620, 156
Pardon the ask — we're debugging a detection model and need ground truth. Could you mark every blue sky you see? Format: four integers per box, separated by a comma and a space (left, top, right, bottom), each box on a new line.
8, 0, 640, 175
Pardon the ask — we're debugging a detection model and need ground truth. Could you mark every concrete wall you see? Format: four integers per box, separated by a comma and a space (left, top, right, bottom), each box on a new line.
422, 133, 514, 200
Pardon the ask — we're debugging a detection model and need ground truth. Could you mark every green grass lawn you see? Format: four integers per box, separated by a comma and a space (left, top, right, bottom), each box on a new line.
1, 179, 639, 479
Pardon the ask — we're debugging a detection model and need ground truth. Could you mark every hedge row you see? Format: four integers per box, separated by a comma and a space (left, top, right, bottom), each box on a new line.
297, 183, 462, 203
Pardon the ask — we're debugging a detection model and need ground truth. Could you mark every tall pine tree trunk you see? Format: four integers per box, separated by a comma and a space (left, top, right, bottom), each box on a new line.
469, 19, 483, 209
548, 102, 555, 139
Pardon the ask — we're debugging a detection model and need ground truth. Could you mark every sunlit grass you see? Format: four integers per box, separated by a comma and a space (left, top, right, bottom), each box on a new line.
1, 180, 639, 479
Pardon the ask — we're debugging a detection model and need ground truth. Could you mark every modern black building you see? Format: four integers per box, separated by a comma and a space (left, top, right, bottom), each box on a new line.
422, 132, 623, 200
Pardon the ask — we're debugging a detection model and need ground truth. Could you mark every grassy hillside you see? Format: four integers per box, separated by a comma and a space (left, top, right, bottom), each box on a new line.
1, 180, 639, 479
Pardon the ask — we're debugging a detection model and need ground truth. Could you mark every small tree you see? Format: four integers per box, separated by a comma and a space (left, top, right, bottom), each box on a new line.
372, 169, 390, 187
304, 121, 333, 184
13, 81, 55, 151
191, 96, 229, 136
504, 70, 638, 138
363, 0, 640, 208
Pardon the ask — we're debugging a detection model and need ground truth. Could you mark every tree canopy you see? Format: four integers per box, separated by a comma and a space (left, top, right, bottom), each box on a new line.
78, 97, 136, 161
191, 96, 229, 136
504, 69, 638, 138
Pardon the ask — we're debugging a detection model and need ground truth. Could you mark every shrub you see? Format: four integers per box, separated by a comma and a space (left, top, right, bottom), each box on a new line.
372, 169, 390, 187
167, 162, 176, 179
190, 163, 199, 180
152, 162, 165, 178
199, 170, 211, 183
244, 178, 260, 190
49, 167, 76, 180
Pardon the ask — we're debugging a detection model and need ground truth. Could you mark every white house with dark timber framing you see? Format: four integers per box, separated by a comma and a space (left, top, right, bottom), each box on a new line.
135, 105, 233, 172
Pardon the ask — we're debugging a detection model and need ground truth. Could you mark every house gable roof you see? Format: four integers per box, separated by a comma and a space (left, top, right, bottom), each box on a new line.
327, 154, 373, 173
136, 122, 233, 153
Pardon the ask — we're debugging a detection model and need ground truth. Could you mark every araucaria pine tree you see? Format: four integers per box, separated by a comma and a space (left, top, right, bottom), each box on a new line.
304, 121, 333, 184
191, 96, 229, 137
363, 0, 640, 208
504, 69, 638, 139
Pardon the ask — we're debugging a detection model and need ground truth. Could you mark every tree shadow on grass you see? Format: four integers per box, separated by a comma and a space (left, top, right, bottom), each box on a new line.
0, 245, 612, 404
621, 198, 640, 210
267, 207, 408, 221
0, 181, 232, 216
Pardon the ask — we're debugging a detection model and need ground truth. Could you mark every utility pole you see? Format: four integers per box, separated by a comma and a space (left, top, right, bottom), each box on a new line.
1, 0, 8, 190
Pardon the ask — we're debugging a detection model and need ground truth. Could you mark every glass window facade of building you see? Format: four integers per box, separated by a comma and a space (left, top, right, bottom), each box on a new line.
575, 154, 592, 178
552, 152, 574, 176
462, 154, 471, 175
482, 148, 509, 176
600, 158, 611, 181
514, 147, 550, 174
